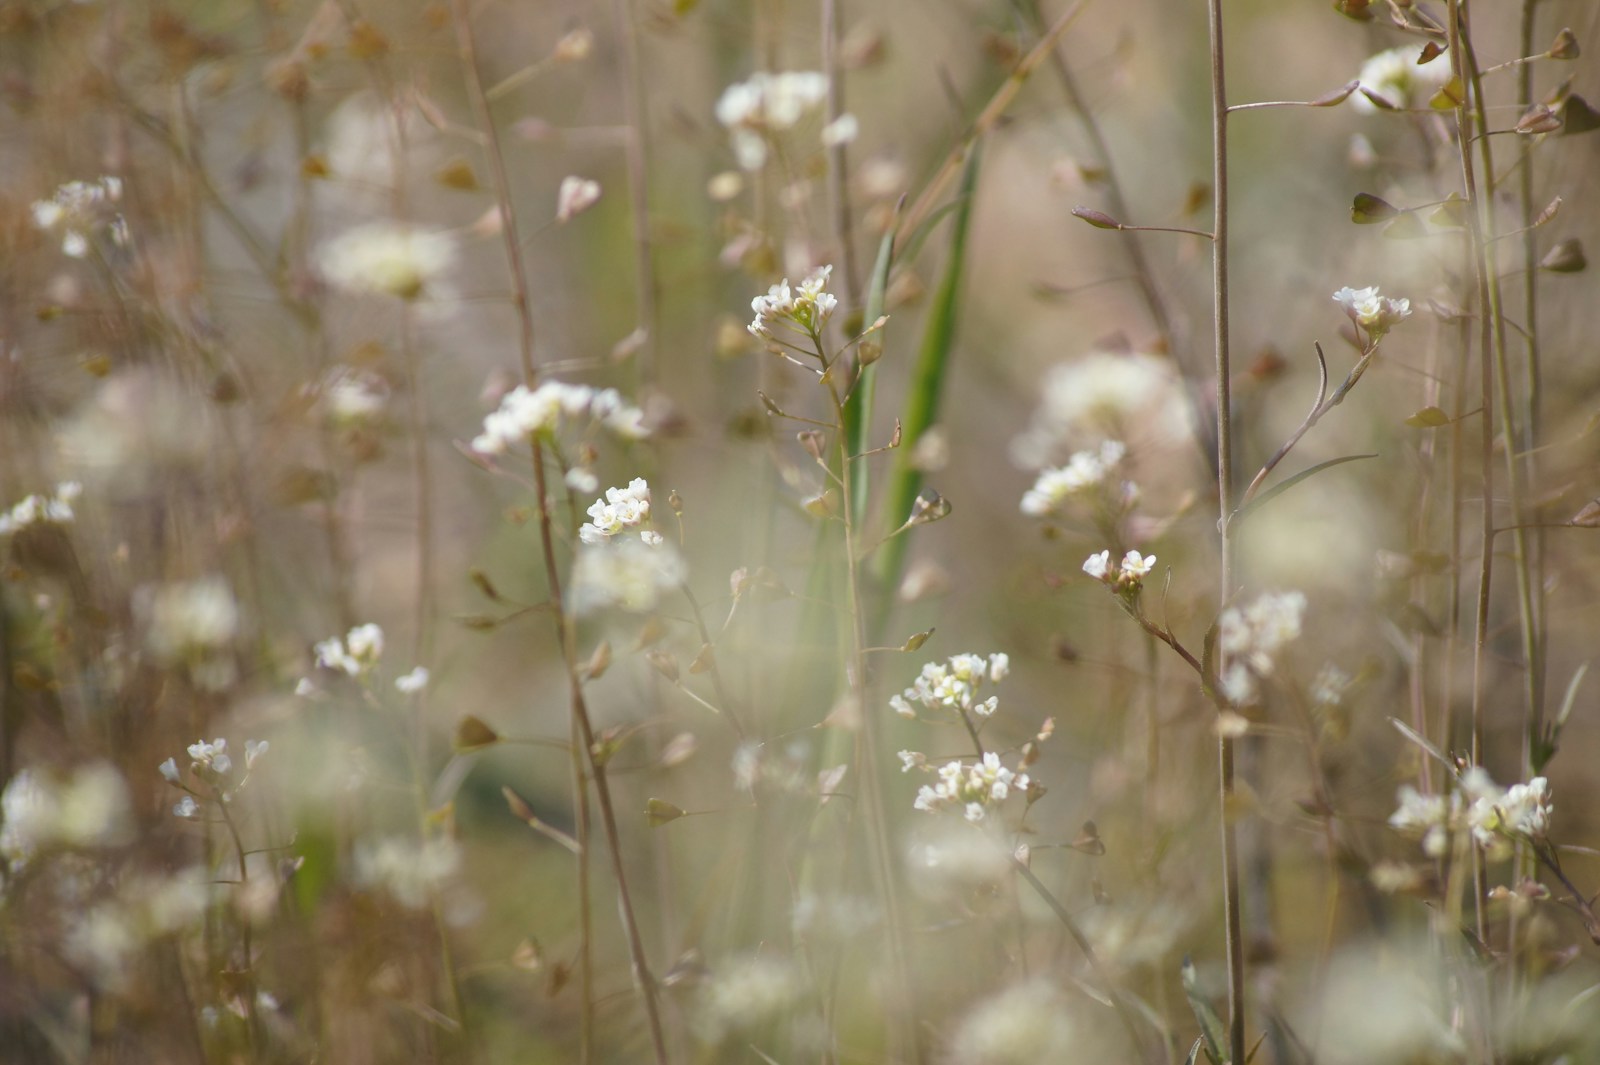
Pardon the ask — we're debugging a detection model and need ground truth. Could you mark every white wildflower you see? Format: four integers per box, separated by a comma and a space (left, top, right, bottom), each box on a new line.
1333, 285, 1412, 339
173, 795, 199, 819
315, 623, 385, 676
749, 265, 837, 337
1082, 551, 1111, 580
1216, 590, 1306, 704
1311, 663, 1352, 707
317, 222, 457, 301
911, 752, 1029, 822
820, 113, 859, 147
186, 738, 232, 776
697, 955, 803, 1041
945, 981, 1083, 1064
0, 482, 82, 536
320, 366, 388, 426
1120, 550, 1156, 579
0, 763, 133, 864
1352, 46, 1452, 113
578, 478, 653, 544
716, 71, 829, 170
892, 652, 1012, 721
471, 381, 648, 455
556, 175, 602, 222
1389, 784, 1458, 858
1020, 440, 1127, 516
354, 835, 462, 909
136, 577, 239, 662
31, 176, 125, 258
395, 666, 430, 694
1010, 353, 1188, 467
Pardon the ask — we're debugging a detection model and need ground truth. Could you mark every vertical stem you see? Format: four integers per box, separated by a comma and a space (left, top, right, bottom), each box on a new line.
611, 0, 660, 384
822, 0, 861, 307
1516, 0, 1545, 779
1206, 1, 1246, 1062
1445, 0, 1491, 943
452, 6, 659, 1058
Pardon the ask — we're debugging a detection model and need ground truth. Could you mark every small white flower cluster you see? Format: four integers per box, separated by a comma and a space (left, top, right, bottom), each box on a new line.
715, 70, 829, 170
314, 622, 385, 677
748, 265, 838, 338
317, 222, 457, 301
910, 752, 1030, 823
161, 737, 268, 818
1391, 768, 1552, 861
1082, 548, 1156, 589
890, 652, 1010, 720
1333, 285, 1412, 340
579, 477, 656, 545
0, 763, 133, 865
1020, 440, 1128, 517
0, 481, 82, 536
1311, 663, 1352, 707
32, 176, 126, 258
471, 380, 647, 455
354, 835, 461, 909
1216, 590, 1306, 705
1352, 46, 1452, 113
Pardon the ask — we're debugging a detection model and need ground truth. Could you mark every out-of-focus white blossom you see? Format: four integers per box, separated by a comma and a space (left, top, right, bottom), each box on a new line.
911, 752, 1029, 822
31, 176, 125, 258
395, 666, 430, 694
315, 623, 385, 677
1010, 352, 1188, 468
891, 652, 1011, 720
317, 222, 456, 301
820, 113, 858, 147
748, 265, 838, 338
319, 366, 389, 426
716, 71, 829, 170
944, 981, 1085, 1064
1389, 784, 1459, 858
1333, 285, 1412, 339
136, 577, 239, 663
64, 868, 210, 989
696, 955, 804, 1042
1215, 590, 1306, 704
579, 478, 652, 544
556, 176, 602, 222
0, 482, 81, 536
0, 764, 133, 864
471, 380, 648, 455
354, 835, 461, 908
1311, 663, 1352, 707
570, 536, 686, 615
1351, 46, 1452, 113
1020, 440, 1127, 516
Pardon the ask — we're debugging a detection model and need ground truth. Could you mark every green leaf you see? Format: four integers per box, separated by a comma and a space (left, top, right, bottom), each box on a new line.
1231, 454, 1378, 528
1404, 406, 1451, 428
1350, 193, 1399, 224
1182, 958, 1230, 1065
645, 798, 686, 827
869, 146, 982, 627
1428, 193, 1469, 229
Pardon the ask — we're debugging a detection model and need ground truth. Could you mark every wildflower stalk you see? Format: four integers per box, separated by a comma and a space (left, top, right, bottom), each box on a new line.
452, 7, 662, 1059
822, 0, 861, 306
530, 446, 671, 1064
1458, 18, 1542, 770
814, 333, 920, 1063
1206, 0, 1247, 1060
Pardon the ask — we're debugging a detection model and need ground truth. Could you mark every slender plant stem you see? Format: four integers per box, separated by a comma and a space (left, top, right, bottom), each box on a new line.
451, 5, 652, 1058
1517, 0, 1546, 779
1206, 0, 1246, 1061
822, 0, 861, 308
611, 0, 659, 384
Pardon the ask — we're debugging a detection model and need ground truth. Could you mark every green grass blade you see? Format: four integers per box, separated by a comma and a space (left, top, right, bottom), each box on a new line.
844, 221, 898, 523
867, 145, 982, 627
